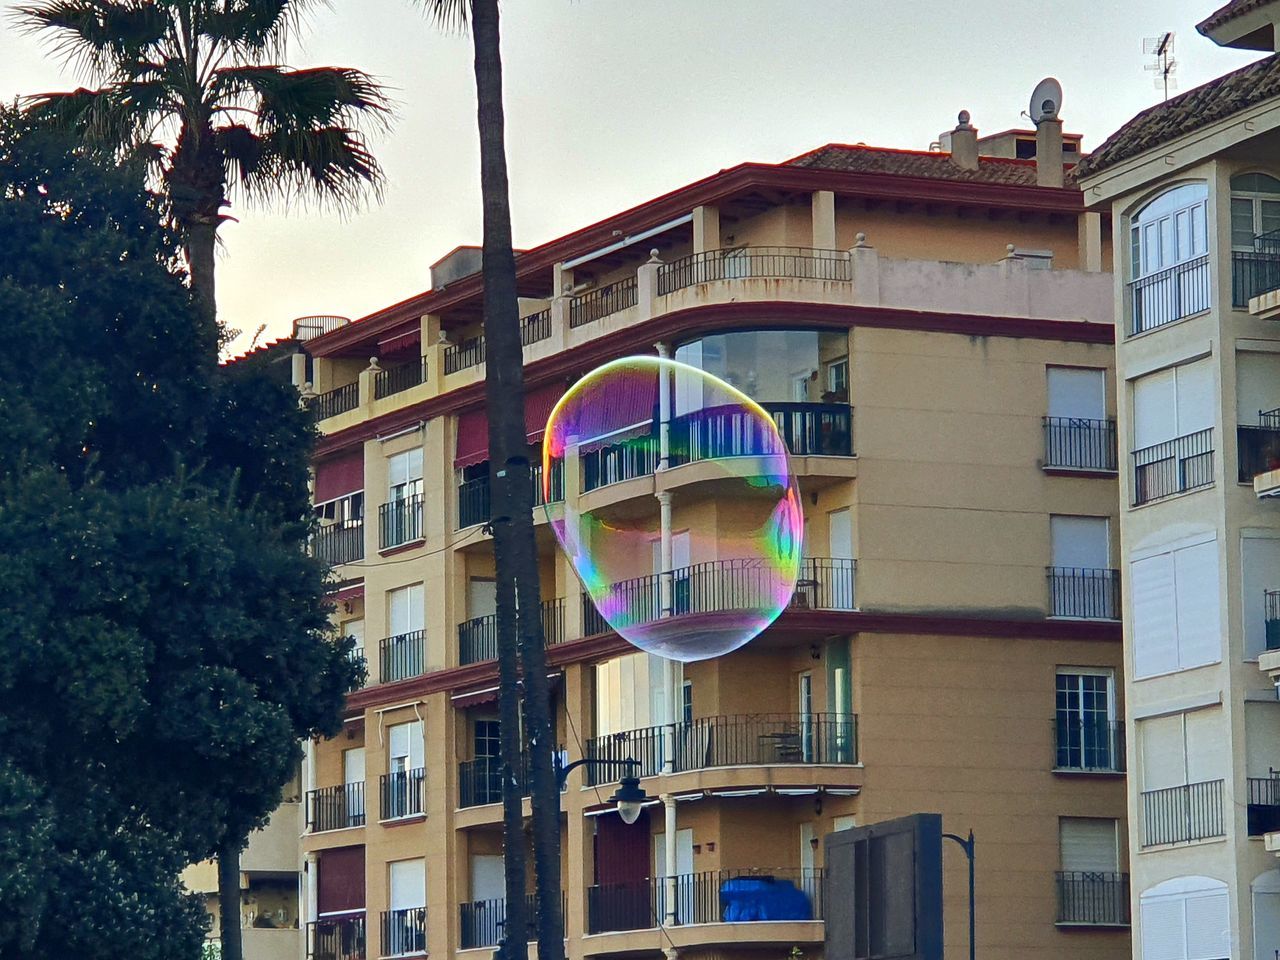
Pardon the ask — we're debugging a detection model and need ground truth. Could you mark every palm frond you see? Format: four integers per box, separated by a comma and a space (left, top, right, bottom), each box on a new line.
14, 0, 170, 79
410, 0, 470, 33
211, 64, 391, 134
224, 122, 384, 212
24, 83, 166, 155
201, 0, 323, 58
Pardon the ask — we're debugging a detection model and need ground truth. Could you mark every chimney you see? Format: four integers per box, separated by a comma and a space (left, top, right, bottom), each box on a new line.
949, 111, 978, 171
1035, 118, 1064, 188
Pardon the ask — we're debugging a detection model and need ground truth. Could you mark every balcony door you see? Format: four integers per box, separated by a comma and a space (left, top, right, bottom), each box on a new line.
1050, 516, 1112, 619
1055, 669, 1115, 771
826, 508, 855, 610
652, 531, 690, 617
473, 719, 501, 804
1132, 363, 1215, 451
387, 721, 423, 818
653, 829, 694, 923
388, 858, 426, 955
468, 579, 496, 620
343, 748, 365, 826
1047, 367, 1108, 469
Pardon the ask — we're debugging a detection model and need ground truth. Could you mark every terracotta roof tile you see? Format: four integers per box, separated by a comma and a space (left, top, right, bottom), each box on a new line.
1198, 0, 1273, 34
787, 144, 1077, 188
1076, 53, 1280, 178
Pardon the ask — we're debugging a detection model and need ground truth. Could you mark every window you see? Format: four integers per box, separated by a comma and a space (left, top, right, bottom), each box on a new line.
825, 359, 849, 403
1253, 870, 1280, 960
681, 681, 693, 725
1045, 367, 1112, 470
1055, 669, 1118, 771
1049, 517, 1115, 619
382, 585, 424, 682
315, 490, 364, 527
388, 584, 423, 639
1129, 183, 1210, 332
1243, 536, 1280, 659
673, 330, 849, 407
1139, 876, 1229, 960
1059, 818, 1118, 873
385, 720, 424, 820
388, 449, 423, 502
1130, 535, 1221, 678
386, 858, 426, 956
1230, 173, 1280, 249
1139, 708, 1226, 800
1131, 362, 1215, 503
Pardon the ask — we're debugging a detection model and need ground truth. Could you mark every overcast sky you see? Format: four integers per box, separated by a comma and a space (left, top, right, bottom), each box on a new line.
0, 1, 1264, 352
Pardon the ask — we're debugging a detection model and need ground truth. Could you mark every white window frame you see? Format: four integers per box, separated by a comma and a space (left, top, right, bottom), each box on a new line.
388, 448, 423, 502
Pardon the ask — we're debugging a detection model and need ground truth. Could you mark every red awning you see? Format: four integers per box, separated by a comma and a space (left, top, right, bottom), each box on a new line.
317, 846, 365, 914
565, 368, 657, 452
378, 325, 420, 357
314, 449, 364, 502
453, 381, 566, 468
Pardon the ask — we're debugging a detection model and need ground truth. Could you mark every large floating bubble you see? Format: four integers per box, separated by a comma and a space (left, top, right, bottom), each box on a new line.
542, 356, 803, 662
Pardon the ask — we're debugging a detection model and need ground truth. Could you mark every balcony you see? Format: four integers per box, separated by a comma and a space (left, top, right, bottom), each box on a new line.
1248, 775, 1280, 836
1047, 567, 1120, 620
310, 382, 360, 421
459, 894, 552, 949
306, 783, 365, 832
380, 768, 426, 821
380, 907, 426, 957
379, 630, 425, 683
570, 278, 638, 329
789, 557, 857, 611
1042, 417, 1117, 472
1055, 872, 1130, 927
457, 461, 564, 530
379, 495, 424, 550
312, 522, 364, 566
657, 247, 851, 295
443, 309, 553, 375
1140, 779, 1224, 847
1131, 428, 1214, 505
1232, 229, 1280, 308
584, 713, 857, 784
583, 435, 659, 492
670, 403, 853, 463
1238, 413, 1280, 484
1127, 255, 1210, 335
307, 915, 365, 960
374, 358, 426, 399
587, 868, 823, 934
457, 598, 564, 666
1054, 718, 1125, 773
1268, 590, 1280, 652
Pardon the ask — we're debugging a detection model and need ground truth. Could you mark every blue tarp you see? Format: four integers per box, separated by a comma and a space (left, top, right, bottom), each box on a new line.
719, 877, 813, 922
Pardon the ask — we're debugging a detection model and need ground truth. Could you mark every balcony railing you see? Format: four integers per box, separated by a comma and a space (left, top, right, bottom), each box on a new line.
307, 915, 365, 960
1132, 428, 1214, 505
1047, 567, 1120, 620
789, 557, 857, 611
459, 894, 551, 949
379, 495, 424, 549
582, 434, 659, 491
380, 768, 425, 820
1043, 417, 1117, 472
458, 598, 564, 665
457, 461, 564, 530
1232, 231, 1280, 307
584, 713, 857, 784
1238, 415, 1280, 482
669, 404, 853, 463
380, 907, 426, 957
379, 630, 425, 684
658, 246, 851, 295
1055, 872, 1130, 926
1054, 718, 1125, 773
306, 783, 365, 832
1248, 775, 1280, 836
1140, 779, 1225, 847
1128, 255, 1210, 334
569, 277, 638, 328
374, 358, 426, 399
312, 522, 364, 566
458, 755, 528, 808
587, 868, 824, 933
310, 382, 360, 420
443, 311, 554, 375
1267, 590, 1280, 652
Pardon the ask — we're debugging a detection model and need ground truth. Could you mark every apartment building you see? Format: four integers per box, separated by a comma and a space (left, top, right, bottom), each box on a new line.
1075, 3, 1280, 958
297, 106, 1129, 960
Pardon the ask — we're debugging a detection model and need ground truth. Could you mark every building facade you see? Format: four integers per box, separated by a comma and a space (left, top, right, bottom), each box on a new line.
1077, 3, 1280, 959
297, 109, 1129, 960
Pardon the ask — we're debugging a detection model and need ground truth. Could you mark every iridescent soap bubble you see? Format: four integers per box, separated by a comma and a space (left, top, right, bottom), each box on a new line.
543, 356, 803, 662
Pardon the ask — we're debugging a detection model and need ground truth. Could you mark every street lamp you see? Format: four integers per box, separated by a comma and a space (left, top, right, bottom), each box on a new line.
553, 756, 651, 822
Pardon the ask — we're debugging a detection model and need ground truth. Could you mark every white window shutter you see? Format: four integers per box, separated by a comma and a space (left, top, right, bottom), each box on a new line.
1059, 818, 1118, 872
1242, 537, 1280, 659
389, 722, 409, 762
1133, 369, 1177, 449
390, 858, 426, 911
1052, 516, 1109, 569
1132, 553, 1178, 678
1175, 362, 1216, 436
1184, 709, 1227, 784
1048, 367, 1106, 420
1184, 889, 1230, 960
1173, 541, 1221, 670
407, 721, 424, 769
1140, 715, 1188, 791
1141, 895, 1186, 960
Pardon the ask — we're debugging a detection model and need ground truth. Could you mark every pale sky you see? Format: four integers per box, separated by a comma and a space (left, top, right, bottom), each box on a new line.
0, 1, 1265, 353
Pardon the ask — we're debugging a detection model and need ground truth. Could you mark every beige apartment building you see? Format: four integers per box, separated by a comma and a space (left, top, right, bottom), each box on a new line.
295, 106, 1130, 960
1076, 3, 1280, 959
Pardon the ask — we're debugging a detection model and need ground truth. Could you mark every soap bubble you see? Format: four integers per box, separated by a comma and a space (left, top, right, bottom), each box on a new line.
542, 356, 803, 662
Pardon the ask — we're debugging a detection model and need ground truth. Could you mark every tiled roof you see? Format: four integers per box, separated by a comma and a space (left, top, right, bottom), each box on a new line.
787, 144, 1077, 188
1198, 0, 1272, 34
1077, 53, 1280, 177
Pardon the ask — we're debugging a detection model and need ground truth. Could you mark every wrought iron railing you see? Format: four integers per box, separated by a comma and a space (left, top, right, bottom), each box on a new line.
307, 783, 365, 832
789, 557, 856, 611
459, 894, 546, 948
457, 462, 563, 529
1055, 872, 1130, 926
1132, 428, 1214, 504
1047, 567, 1120, 620
442, 311, 553, 375
380, 907, 426, 957
1267, 590, 1280, 652
379, 630, 425, 684
310, 382, 360, 420
587, 868, 824, 933
1043, 417, 1117, 471
458, 755, 528, 808
1140, 779, 1225, 847
379, 496, 424, 549
766, 402, 853, 457
1248, 775, 1280, 836
584, 713, 857, 785
374, 358, 426, 399
1128, 255, 1210, 334
1232, 232, 1280, 307
294, 314, 351, 341
658, 247, 851, 295
1053, 718, 1125, 773
521, 308, 552, 345
312, 522, 364, 566
582, 434, 659, 491
379, 768, 426, 820
569, 277, 638, 328
458, 598, 564, 665
307, 915, 365, 960
1238, 415, 1280, 482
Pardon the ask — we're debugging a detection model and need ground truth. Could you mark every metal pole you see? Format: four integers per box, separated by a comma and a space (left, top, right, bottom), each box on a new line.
654, 342, 679, 927
943, 830, 975, 960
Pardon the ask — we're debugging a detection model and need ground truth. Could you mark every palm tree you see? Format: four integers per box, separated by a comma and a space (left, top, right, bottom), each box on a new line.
17, 0, 390, 326
412, 4, 560, 960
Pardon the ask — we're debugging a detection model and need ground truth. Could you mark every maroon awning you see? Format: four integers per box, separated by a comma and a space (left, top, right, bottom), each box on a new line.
561, 368, 657, 452
314, 449, 364, 502
454, 381, 565, 468
378, 325, 420, 357
317, 846, 365, 914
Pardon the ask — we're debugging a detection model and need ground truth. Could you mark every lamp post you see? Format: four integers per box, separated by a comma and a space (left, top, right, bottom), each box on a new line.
942, 829, 976, 960
554, 756, 650, 824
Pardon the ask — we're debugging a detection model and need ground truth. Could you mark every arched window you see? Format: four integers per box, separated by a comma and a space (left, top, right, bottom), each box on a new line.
1254, 870, 1280, 960
1129, 183, 1210, 333
1231, 173, 1280, 248
1139, 875, 1229, 960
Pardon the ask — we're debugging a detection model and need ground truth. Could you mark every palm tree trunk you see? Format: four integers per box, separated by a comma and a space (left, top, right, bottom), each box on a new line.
185, 220, 218, 327
217, 837, 243, 960
467, 1, 558, 958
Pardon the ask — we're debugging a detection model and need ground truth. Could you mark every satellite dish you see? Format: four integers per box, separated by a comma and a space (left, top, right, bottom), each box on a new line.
1029, 77, 1063, 124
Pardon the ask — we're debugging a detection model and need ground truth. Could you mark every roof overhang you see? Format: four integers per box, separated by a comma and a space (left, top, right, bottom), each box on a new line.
1198, 1, 1279, 50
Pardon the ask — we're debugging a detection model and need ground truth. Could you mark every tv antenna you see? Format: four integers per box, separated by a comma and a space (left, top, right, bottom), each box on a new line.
1144, 32, 1177, 101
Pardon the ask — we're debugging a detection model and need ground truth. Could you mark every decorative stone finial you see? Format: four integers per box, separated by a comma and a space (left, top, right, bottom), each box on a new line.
1006, 243, 1017, 256
368, 356, 381, 371
854, 232, 868, 248
957, 110, 973, 130
648, 248, 663, 264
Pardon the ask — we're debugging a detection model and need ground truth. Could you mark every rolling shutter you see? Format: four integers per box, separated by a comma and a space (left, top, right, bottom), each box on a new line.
1048, 368, 1105, 420
1140, 715, 1187, 792
1173, 540, 1221, 670
1175, 362, 1215, 435
1059, 818, 1118, 872
1133, 369, 1177, 449
317, 846, 365, 915
1141, 877, 1229, 960
1132, 553, 1178, 678
1184, 888, 1230, 959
